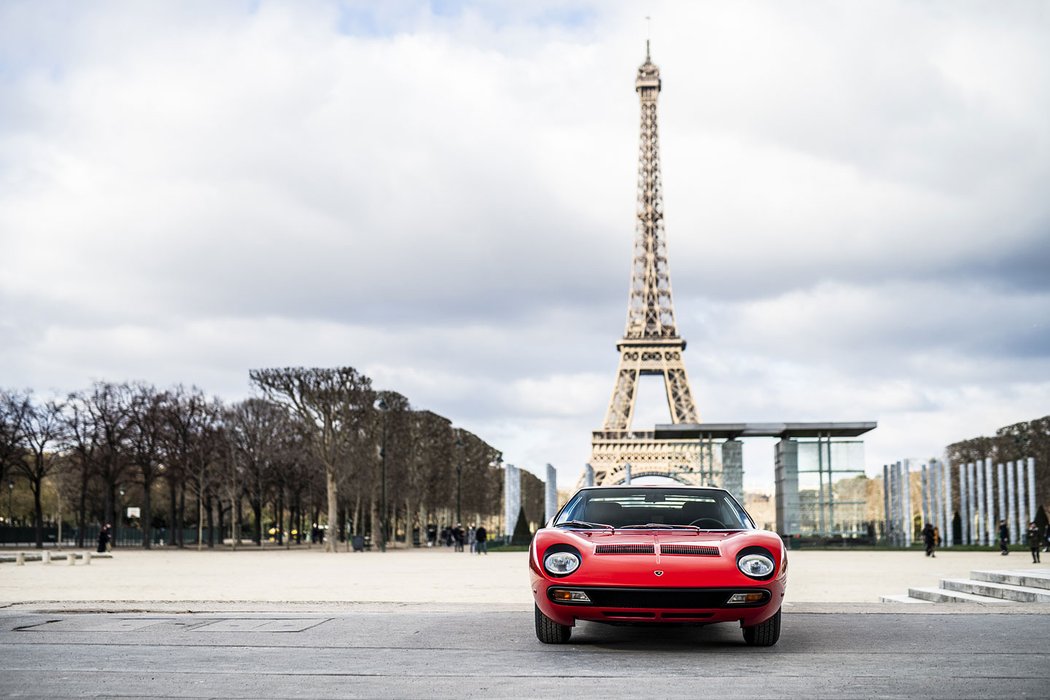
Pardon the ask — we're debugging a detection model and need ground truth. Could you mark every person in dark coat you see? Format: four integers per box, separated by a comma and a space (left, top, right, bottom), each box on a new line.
475, 525, 487, 555
1027, 521, 1041, 564
998, 520, 1010, 555
922, 522, 936, 557
96, 523, 111, 553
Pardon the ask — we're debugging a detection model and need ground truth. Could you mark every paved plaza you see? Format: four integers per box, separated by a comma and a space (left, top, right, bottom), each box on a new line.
2, 548, 1048, 698
2, 546, 1049, 606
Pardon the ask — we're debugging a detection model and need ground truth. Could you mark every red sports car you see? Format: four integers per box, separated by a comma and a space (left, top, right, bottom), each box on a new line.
530, 485, 786, 646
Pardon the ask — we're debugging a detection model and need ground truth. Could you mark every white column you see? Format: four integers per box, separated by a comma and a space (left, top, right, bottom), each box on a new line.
943, 460, 954, 547
1006, 461, 1017, 547
1017, 460, 1027, 529
894, 461, 902, 546
883, 464, 891, 543
970, 461, 978, 545
997, 462, 1007, 541
920, 464, 930, 526
623, 463, 632, 485
959, 463, 969, 545
504, 464, 521, 542
1027, 457, 1037, 525
984, 459, 995, 546
933, 460, 944, 542
545, 464, 558, 524
902, 460, 912, 548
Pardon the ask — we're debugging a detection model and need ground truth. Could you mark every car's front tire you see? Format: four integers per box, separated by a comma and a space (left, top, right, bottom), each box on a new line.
535, 605, 571, 644
742, 608, 781, 647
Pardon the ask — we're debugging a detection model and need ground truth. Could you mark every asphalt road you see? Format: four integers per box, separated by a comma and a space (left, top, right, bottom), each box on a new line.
1, 608, 1048, 699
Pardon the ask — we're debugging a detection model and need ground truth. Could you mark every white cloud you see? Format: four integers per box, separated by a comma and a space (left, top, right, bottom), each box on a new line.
1, 1, 1048, 491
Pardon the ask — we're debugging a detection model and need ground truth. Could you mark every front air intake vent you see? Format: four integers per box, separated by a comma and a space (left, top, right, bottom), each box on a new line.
595, 544, 655, 555
660, 545, 719, 556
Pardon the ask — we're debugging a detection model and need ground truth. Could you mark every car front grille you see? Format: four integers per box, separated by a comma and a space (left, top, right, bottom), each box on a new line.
659, 544, 719, 556
594, 544, 655, 555
549, 587, 770, 609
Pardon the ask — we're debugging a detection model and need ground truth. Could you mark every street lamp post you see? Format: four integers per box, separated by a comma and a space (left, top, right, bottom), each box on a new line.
375, 399, 388, 552
7, 481, 13, 525
118, 487, 125, 548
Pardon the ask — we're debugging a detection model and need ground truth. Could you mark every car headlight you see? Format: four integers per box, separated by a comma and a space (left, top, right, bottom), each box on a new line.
738, 553, 775, 579
544, 551, 580, 575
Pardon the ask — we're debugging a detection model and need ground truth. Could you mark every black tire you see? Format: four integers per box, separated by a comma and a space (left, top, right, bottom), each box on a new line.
742, 608, 781, 647
535, 605, 571, 644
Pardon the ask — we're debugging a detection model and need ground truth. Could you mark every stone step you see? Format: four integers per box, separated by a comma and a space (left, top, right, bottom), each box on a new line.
906, 586, 1009, 604
879, 594, 932, 604
970, 569, 1050, 591
940, 577, 1050, 603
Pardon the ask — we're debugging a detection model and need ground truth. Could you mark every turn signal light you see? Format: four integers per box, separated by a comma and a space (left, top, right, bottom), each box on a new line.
726, 592, 767, 605
551, 589, 591, 603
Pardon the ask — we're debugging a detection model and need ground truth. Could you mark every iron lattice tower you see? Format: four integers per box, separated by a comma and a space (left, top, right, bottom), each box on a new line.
588, 45, 715, 487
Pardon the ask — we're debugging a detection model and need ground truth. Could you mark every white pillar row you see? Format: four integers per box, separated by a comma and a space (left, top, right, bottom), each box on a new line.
1006, 460, 1017, 546
920, 464, 930, 526
959, 463, 969, 545
984, 458, 995, 546
997, 462, 1007, 539
1027, 457, 1037, 525
902, 460, 912, 548
970, 461, 978, 545
943, 459, 954, 547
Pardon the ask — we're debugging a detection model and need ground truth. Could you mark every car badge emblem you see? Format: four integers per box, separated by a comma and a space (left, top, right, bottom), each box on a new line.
654, 570, 664, 577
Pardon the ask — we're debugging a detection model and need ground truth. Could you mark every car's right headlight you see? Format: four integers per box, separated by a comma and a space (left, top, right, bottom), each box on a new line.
738, 553, 775, 579
544, 551, 580, 575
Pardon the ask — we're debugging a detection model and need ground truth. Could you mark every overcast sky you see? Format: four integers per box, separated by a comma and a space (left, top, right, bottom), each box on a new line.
1, 1, 1048, 491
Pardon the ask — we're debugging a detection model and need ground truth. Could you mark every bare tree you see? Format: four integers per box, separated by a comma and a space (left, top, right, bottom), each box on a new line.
250, 367, 375, 553
226, 398, 287, 546
0, 390, 30, 513
127, 384, 168, 549
14, 394, 68, 548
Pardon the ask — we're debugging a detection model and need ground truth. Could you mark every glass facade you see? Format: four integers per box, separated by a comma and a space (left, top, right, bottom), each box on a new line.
795, 439, 867, 537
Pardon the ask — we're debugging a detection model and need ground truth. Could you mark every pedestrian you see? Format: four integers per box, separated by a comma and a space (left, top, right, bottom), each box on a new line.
1044, 525, 1050, 553
453, 524, 465, 552
922, 522, 936, 557
475, 525, 487, 555
1027, 521, 1041, 564
998, 520, 1010, 555
467, 526, 477, 554
96, 523, 111, 553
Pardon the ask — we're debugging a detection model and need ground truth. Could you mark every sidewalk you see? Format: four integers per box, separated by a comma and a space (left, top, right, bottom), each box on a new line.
1, 547, 1047, 607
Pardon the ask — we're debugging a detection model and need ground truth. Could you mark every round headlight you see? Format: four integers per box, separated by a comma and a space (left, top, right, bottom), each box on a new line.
544, 551, 580, 575
738, 553, 775, 578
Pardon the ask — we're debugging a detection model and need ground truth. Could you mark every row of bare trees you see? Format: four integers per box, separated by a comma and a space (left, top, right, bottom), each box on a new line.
0, 366, 508, 551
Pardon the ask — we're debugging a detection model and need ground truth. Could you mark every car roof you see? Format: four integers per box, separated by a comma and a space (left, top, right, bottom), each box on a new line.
577, 485, 730, 493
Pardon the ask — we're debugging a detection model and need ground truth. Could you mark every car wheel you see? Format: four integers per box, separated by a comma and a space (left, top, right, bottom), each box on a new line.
742, 608, 781, 647
534, 605, 571, 644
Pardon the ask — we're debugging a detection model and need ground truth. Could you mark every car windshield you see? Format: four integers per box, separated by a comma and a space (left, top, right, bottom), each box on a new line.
554, 487, 754, 531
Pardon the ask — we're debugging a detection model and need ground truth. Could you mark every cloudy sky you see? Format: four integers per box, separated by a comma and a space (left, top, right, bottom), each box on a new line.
1, 1, 1048, 491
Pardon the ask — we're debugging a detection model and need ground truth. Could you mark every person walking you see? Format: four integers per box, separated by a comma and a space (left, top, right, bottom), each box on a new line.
96, 523, 111, 553
475, 525, 487, 555
922, 522, 936, 557
1027, 521, 1041, 564
998, 520, 1010, 555
453, 524, 464, 552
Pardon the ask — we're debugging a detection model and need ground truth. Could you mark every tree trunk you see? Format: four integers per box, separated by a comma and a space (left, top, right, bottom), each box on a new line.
168, 479, 177, 547
178, 484, 186, 547
77, 468, 89, 548
142, 476, 153, 549
32, 479, 43, 549
324, 468, 338, 553
253, 499, 262, 546
206, 492, 215, 548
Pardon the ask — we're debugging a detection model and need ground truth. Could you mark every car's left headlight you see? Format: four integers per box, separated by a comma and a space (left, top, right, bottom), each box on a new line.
544, 551, 580, 575
737, 553, 775, 579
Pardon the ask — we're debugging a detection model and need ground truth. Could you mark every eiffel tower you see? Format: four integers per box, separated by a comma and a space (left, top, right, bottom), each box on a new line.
588, 44, 717, 487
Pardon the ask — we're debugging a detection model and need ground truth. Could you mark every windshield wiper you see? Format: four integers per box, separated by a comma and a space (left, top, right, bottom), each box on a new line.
618, 523, 702, 531
556, 520, 615, 530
